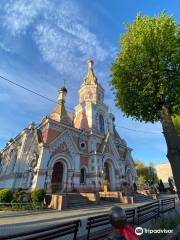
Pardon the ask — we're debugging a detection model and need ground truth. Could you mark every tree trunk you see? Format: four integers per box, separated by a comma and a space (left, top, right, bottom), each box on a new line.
159, 105, 180, 200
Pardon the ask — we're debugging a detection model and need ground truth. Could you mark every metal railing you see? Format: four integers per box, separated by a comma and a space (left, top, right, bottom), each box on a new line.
0, 197, 177, 239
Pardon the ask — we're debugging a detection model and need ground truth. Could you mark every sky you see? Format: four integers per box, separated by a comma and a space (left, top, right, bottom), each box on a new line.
0, 0, 179, 165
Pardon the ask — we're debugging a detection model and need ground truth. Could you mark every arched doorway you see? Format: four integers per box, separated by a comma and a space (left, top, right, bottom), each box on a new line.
103, 160, 116, 191
104, 162, 110, 182
104, 162, 111, 190
51, 162, 64, 193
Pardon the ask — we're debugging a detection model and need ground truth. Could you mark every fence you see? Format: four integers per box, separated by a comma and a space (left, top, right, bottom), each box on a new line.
0, 197, 177, 240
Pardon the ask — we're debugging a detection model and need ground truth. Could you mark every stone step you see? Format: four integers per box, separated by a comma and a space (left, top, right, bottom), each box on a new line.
66, 193, 96, 209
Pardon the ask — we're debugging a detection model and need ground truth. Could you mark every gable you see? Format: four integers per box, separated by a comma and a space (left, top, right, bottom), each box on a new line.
49, 129, 79, 158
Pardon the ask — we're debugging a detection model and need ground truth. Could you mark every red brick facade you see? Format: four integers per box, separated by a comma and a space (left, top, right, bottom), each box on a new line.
42, 127, 60, 144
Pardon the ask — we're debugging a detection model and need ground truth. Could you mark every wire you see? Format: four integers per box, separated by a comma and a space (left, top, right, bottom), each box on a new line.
0, 75, 57, 104
0, 74, 162, 135
116, 126, 161, 134
0, 74, 74, 112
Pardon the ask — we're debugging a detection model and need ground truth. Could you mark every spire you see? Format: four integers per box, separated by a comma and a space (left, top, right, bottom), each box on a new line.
51, 87, 67, 120
84, 59, 97, 84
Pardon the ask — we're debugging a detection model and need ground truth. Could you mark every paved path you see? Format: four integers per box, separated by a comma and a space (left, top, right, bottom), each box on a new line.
0, 194, 177, 236
0, 201, 148, 224
0, 201, 152, 236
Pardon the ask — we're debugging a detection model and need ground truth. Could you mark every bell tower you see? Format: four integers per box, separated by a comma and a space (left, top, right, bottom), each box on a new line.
74, 59, 109, 133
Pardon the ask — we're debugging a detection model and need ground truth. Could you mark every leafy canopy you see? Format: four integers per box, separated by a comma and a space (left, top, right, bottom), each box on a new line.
134, 159, 145, 169
111, 13, 180, 122
173, 115, 180, 137
134, 160, 158, 184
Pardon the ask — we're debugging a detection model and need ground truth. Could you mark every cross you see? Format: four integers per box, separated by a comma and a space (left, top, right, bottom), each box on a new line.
63, 79, 66, 87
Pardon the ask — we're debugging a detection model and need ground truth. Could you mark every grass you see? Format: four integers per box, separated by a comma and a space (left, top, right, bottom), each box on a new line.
140, 214, 180, 240
0, 202, 45, 211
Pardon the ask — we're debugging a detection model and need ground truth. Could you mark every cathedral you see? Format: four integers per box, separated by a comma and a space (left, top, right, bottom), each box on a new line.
0, 60, 137, 194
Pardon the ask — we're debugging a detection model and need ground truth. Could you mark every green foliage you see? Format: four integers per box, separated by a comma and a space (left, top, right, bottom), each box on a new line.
13, 188, 27, 203
173, 115, 180, 137
110, 13, 180, 123
134, 159, 145, 169
31, 189, 45, 203
0, 189, 13, 203
135, 160, 158, 184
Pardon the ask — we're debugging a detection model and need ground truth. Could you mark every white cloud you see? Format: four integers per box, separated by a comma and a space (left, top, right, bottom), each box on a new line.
1, 0, 111, 76
33, 0, 110, 77
2, 0, 47, 35
0, 41, 11, 52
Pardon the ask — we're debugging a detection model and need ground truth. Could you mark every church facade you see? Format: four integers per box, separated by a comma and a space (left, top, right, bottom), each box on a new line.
0, 60, 137, 193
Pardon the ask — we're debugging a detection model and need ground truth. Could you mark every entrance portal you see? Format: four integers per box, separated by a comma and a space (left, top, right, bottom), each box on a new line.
51, 162, 63, 193
104, 162, 110, 191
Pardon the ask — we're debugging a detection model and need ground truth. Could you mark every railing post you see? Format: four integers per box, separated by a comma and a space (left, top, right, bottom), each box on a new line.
87, 219, 91, 240
73, 220, 80, 240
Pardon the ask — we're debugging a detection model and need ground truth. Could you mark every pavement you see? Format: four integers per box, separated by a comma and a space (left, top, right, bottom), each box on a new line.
0, 194, 178, 237
0, 201, 153, 236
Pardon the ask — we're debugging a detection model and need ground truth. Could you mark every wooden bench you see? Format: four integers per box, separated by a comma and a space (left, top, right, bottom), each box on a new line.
1, 219, 81, 240
137, 201, 159, 226
160, 197, 176, 214
86, 208, 135, 240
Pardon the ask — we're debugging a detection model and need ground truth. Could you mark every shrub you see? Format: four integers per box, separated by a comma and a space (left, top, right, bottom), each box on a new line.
31, 189, 45, 204
0, 189, 13, 203
14, 188, 28, 203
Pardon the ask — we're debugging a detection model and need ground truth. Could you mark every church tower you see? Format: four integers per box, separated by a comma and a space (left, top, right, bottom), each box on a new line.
74, 59, 114, 134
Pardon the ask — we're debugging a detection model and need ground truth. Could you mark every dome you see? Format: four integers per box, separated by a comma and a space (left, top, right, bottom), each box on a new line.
60, 87, 68, 93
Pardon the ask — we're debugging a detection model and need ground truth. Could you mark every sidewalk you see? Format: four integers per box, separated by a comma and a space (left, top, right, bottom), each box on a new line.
0, 194, 177, 236
0, 201, 152, 236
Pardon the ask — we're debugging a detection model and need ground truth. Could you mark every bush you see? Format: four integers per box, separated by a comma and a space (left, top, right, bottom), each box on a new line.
14, 188, 28, 203
0, 189, 13, 203
31, 189, 45, 204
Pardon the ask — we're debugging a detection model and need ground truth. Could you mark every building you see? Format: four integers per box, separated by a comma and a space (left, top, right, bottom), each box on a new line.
0, 60, 137, 193
155, 163, 175, 188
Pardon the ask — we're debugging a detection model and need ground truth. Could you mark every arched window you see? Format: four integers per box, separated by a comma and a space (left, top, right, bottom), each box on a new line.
99, 114, 105, 134
80, 168, 86, 184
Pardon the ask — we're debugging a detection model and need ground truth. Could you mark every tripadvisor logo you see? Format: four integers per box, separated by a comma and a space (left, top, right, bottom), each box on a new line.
144, 228, 173, 234
135, 227, 143, 235
135, 227, 173, 235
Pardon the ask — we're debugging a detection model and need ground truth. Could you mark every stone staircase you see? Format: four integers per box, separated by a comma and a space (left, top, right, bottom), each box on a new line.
66, 193, 96, 209
133, 193, 154, 203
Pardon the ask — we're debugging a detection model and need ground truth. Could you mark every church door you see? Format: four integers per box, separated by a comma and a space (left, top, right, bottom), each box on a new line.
104, 162, 111, 190
51, 162, 64, 193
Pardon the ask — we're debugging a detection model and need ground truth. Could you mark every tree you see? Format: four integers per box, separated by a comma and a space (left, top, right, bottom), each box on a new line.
173, 115, 180, 137
158, 179, 165, 192
135, 160, 158, 184
168, 177, 174, 193
110, 13, 180, 199
134, 159, 145, 169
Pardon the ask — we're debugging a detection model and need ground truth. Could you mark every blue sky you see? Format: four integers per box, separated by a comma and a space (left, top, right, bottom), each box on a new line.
0, 0, 179, 165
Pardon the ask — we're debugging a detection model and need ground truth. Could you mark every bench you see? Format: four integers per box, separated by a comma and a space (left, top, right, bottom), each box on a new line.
160, 197, 176, 214
137, 201, 159, 226
86, 208, 135, 240
0, 219, 81, 240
